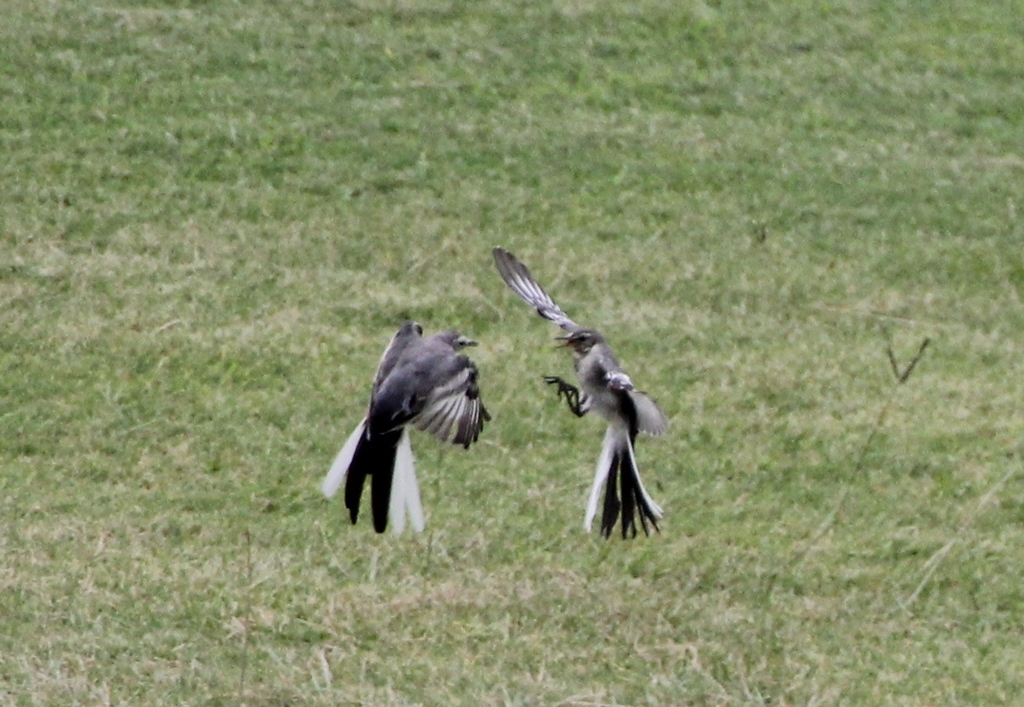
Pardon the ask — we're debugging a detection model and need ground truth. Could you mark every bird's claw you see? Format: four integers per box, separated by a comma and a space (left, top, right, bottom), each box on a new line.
543, 375, 585, 417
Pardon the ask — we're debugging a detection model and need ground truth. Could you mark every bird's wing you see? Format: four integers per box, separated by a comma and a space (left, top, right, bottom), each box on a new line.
604, 369, 668, 436
493, 247, 579, 333
411, 356, 490, 448
371, 322, 423, 396
604, 370, 635, 392
628, 390, 669, 436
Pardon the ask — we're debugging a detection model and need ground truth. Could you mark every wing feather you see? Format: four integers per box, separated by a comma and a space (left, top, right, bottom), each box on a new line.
493, 247, 579, 332
628, 391, 669, 436
411, 365, 488, 446
605, 370, 635, 392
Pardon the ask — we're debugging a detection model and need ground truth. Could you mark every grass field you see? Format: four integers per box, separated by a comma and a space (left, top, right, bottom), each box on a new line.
3, 1, 1024, 704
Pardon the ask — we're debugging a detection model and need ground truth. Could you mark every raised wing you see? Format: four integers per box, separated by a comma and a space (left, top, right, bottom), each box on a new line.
493, 247, 579, 333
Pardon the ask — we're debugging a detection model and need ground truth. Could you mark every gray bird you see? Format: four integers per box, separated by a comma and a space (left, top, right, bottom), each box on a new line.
493, 247, 667, 538
322, 322, 491, 534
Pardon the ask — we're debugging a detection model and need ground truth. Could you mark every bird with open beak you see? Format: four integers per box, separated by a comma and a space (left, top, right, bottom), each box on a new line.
493, 247, 667, 539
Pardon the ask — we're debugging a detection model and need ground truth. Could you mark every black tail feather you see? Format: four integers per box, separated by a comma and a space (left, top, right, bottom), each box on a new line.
600, 432, 659, 540
345, 463, 367, 525
600, 452, 621, 539
620, 458, 637, 539
622, 433, 659, 537
344, 427, 403, 533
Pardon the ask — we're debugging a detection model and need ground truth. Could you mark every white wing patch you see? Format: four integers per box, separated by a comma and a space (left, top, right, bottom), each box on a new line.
605, 370, 634, 392
607, 370, 667, 436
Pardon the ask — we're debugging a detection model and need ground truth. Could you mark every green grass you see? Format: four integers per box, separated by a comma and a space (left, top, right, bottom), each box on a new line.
3, 0, 1024, 703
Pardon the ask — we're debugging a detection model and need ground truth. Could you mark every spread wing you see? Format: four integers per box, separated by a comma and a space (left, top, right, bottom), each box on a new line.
411, 356, 491, 448
493, 247, 579, 333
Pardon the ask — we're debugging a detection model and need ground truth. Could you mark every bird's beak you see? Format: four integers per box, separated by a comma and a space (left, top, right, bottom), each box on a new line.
554, 335, 573, 348
462, 338, 478, 347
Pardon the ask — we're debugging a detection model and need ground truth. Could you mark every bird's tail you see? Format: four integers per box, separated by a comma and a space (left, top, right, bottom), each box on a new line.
388, 428, 425, 535
322, 419, 423, 534
584, 425, 663, 538
322, 418, 367, 499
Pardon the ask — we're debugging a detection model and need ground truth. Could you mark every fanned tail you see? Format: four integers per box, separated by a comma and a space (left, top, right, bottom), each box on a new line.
323, 420, 403, 532
585, 425, 662, 539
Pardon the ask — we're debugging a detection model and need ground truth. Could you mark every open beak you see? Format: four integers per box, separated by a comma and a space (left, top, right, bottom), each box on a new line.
463, 338, 478, 347
554, 335, 573, 348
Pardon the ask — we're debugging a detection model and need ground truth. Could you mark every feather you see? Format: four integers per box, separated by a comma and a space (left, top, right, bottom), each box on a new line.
369, 428, 404, 533
584, 426, 619, 532
413, 375, 485, 446
619, 453, 637, 538
601, 453, 621, 538
493, 247, 580, 332
322, 418, 366, 498
605, 371, 634, 392
628, 391, 669, 436
623, 434, 664, 519
389, 428, 424, 535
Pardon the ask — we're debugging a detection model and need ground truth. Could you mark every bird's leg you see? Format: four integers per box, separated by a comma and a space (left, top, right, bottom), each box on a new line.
543, 376, 586, 417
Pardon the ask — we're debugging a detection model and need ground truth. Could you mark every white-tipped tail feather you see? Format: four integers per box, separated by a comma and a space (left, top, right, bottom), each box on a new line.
388, 428, 425, 535
322, 418, 366, 499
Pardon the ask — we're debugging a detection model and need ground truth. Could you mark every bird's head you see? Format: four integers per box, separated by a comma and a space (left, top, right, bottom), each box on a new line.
555, 328, 603, 357
438, 329, 478, 350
